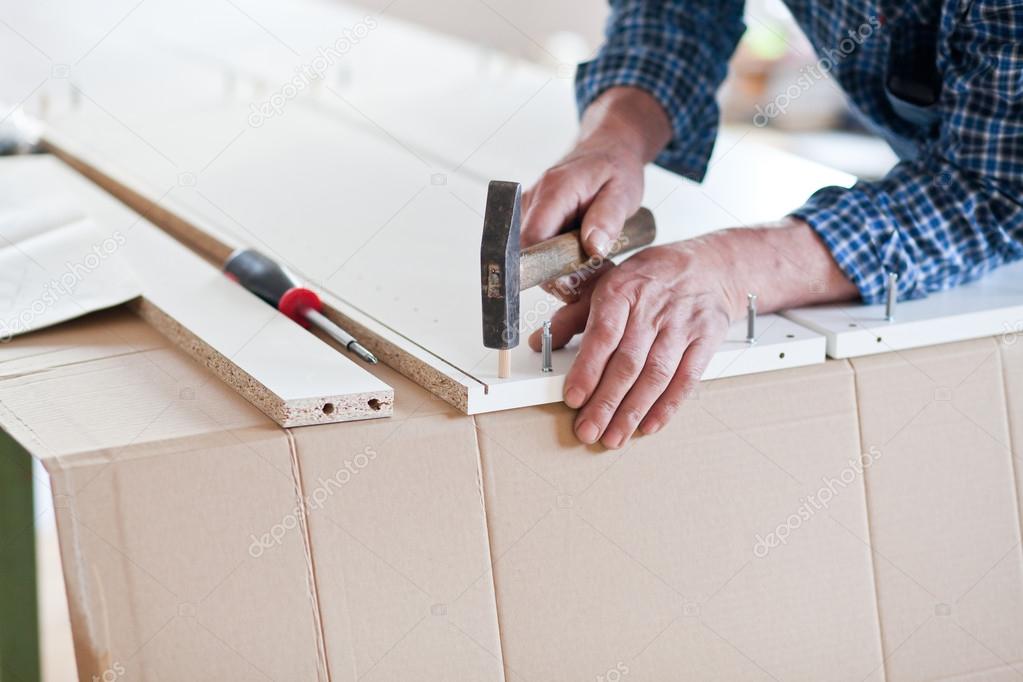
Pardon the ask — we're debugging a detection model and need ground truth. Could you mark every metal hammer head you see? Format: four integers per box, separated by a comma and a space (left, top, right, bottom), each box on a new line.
480, 180, 521, 350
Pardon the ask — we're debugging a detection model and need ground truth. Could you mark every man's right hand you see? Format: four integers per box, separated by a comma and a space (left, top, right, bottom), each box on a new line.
520, 87, 673, 257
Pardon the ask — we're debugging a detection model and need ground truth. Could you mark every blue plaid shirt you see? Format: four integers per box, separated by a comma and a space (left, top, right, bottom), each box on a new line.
577, 1, 1023, 303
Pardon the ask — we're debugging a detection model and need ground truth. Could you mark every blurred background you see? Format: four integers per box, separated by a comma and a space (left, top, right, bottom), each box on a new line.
1, 0, 897, 178
369, 0, 899, 180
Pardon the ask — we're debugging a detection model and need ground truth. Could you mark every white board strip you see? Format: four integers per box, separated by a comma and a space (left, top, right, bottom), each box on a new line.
783, 261, 1023, 358
0, 155, 392, 426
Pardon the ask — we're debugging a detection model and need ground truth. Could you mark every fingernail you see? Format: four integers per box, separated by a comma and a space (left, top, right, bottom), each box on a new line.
576, 420, 600, 444
603, 429, 625, 449
641, 420, 662, 435
564, 386, 585, 408
588, 229, 611, 257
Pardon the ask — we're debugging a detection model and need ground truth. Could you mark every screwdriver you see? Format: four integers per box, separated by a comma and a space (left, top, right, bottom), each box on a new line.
223, 248, 378, 364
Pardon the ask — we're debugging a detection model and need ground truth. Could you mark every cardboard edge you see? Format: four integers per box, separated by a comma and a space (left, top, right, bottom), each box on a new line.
282, 429, 334, 682
845, 356, 891, 682
469, 415, 510, 681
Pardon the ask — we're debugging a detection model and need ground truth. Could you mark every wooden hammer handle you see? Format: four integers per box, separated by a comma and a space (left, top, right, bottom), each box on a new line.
519, 207, 656, 290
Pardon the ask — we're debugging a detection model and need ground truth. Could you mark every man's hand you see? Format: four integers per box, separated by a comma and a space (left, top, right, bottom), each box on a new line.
529, 239, 736, 447
520, 87, 672, 255
528, 221, 859, 448
522, 86, 857, 446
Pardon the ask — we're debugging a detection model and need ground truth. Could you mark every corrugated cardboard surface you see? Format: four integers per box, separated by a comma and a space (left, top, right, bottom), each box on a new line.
0, 310, 502, 681
4, 311, 1023, 680
852, 339, 1023, 681
476, 361, 883, 681
290, 373, 504, 681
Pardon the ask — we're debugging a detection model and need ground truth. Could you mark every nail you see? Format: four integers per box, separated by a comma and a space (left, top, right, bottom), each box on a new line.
564, 386, 585, 408
641, 420, 662, 435
602, 429, 625, 449
587, 228, 611, 258
576, 419, 600, 444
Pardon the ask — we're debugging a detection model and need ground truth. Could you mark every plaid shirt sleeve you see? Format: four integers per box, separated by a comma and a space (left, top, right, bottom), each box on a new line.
575, 0, 746, 181
793, 4, 1023, 304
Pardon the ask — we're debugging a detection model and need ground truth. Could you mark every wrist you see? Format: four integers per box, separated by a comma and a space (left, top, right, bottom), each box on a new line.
579, 87, 672, 164
702, 218, 858, 318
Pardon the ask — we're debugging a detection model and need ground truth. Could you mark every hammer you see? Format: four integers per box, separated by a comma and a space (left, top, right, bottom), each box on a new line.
481, 180, 657, 378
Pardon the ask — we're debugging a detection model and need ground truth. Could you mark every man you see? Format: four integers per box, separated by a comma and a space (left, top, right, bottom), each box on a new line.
521, 1, 1023, 449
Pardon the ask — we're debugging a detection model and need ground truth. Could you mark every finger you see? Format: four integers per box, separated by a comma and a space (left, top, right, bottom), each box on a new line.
573, 313, 657, 446
527, 296, 590, 351
601, 327, 687, 448
562, 286, 630, 412
521, 162, 610, 247
542, 259, 615, 303
580, 181, 636, 258
640, 337, 717, 435
530, 259, 616, 350
520, 179, 582, 247
542, 276, 581, 304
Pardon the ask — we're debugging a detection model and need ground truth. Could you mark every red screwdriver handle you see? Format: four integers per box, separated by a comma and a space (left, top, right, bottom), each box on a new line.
223, 249, 322, 327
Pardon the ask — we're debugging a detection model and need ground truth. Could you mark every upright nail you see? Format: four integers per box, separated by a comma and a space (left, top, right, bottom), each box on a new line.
746, 293, 757, 345
885, 272, 898, 322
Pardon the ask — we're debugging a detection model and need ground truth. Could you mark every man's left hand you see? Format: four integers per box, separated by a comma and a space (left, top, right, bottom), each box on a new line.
528, 219, 859, 448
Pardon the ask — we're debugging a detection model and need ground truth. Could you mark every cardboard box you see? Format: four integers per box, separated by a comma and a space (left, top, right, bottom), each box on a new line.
0, 310, 502, 681
2, 310, 1022, 680
477, 361, 883, 681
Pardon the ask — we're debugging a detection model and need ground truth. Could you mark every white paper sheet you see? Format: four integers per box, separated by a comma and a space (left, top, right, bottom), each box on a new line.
0, 204, 142, 340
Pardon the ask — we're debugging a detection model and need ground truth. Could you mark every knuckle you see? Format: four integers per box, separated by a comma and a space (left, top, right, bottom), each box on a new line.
589, 396, 620, 419
540, 167, 563, 184
587, 319, 621, 345
644, 358, 675, 385
679, 364, 705, 385
614, 348, 646, 377
658, 399, 682, 419
618, 405, 647, 428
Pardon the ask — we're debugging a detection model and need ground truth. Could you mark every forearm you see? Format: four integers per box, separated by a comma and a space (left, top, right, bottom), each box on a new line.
696, 218, 859, 321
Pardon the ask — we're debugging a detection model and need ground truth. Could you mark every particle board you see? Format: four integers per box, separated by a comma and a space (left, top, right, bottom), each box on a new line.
27, 1, 854, 413
41, 98, 835, 414
0, 155, 392, 426
783, 261, 1023, 358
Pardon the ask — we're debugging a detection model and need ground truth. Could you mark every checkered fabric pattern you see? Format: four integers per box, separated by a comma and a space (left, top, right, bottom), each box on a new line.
577, 1, 1023, 303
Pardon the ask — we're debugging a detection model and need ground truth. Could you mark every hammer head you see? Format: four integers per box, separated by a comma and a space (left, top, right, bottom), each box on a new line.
480, 180, 521, 350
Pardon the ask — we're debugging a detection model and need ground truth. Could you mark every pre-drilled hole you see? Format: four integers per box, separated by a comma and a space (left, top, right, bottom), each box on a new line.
368, 398, 381, 411
322, 403, 335, 415
876, 336, 883, 343
779, 352, 786, 359
785, 333, 794, 338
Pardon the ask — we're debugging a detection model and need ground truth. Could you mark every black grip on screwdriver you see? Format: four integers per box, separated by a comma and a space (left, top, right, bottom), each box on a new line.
223, 249, 297, 307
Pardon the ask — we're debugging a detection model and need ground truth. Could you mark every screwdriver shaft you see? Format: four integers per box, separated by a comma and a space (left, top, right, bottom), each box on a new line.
305, 309, 378, 364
